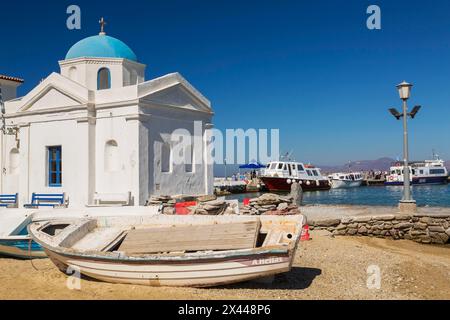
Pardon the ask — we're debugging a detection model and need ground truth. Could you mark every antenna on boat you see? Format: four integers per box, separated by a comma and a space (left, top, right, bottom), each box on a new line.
432, 149, 440, 160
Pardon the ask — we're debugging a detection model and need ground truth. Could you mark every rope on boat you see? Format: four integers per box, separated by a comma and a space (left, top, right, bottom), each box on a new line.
28, 238, 39, 271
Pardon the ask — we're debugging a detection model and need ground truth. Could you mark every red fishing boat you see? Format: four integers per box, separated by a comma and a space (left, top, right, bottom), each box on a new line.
260, 161, 331, 192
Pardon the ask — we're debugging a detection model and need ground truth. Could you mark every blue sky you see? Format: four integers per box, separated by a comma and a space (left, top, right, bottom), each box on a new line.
1, 0, 450, 165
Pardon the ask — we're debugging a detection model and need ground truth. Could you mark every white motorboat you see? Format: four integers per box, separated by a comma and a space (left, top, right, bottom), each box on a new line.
385, 158, 448, 186
328, 172, 364, 189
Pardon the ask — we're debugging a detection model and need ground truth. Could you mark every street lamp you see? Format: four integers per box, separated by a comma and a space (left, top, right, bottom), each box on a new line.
388, 81, 421, 212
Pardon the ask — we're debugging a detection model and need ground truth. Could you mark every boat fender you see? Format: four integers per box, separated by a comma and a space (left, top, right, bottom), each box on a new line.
306, 181, 311, 185
316, 180, 320, 186
287, 179, 292, 184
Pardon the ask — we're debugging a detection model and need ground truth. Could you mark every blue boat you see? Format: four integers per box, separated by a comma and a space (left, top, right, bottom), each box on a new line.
0, 211, 45, 259
385, 159, 449, 186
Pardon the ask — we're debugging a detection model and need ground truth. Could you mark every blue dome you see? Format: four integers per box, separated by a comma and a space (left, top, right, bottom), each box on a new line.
65, 34, 137, 61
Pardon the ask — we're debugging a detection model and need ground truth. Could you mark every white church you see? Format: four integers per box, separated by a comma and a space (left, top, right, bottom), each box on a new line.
0, 21, 214, 208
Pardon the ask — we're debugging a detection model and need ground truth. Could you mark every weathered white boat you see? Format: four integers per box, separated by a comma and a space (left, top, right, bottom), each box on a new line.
28, 214, 304, 287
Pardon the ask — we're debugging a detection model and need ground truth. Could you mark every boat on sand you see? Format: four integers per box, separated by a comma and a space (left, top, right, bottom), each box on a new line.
28, 214, 305, 287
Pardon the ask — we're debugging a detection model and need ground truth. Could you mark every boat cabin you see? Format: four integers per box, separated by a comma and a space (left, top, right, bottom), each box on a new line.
263, 161, 325, 180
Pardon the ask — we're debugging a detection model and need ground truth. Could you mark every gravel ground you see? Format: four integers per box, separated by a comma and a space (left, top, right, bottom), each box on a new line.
0, 230, 449, 300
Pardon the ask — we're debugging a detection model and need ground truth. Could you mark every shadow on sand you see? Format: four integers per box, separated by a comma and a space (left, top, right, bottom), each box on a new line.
221, 267, 322, 290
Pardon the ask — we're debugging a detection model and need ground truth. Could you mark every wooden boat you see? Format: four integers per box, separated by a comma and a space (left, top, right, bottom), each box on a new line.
28, 214, 305, 287
0, 210, 45, 259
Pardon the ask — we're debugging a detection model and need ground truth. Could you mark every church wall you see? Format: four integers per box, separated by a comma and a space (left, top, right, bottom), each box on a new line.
26, 119, 89, 206
94, 106, 140, 204
141, 107, 213, 198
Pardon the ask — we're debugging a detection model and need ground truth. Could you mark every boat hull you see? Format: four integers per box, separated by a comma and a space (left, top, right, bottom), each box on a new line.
44, 249, 293, 287
0, 238, 45, 259
385, 176, 448, 186
260, 176, 331, 192
331, 180, 363, 189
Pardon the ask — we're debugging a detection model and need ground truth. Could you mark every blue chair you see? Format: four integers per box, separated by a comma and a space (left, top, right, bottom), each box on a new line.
0, 193, 18, 208
24, 193, 67, 208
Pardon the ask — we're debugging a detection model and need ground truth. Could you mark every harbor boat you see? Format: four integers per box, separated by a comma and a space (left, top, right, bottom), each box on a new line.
260, 161, 331, 192
385, 159, 449, 186
28, 214, 305, 287
0, 210, 45, 259
328, 172, 364, 189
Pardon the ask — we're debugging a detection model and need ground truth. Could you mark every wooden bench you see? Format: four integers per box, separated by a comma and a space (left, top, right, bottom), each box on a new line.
92, 192, 131, 206
0, 193, 18, 208
24, 193, 68, 208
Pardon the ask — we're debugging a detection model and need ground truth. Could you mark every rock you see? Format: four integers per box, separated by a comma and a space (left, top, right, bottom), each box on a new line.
353, 216, 372, 223
162, 206, 175, 215
287, 208, 301, 215
277, 202, 288, 211
383, 223, 393, 230
347, 223, 358, 228
374, 215, 395, 221
411, 230, 427, 236
428, 226, 445, 233
358, 226, 368, 234
333, 229, 347, 236
419, 217, 433, 224
224, 207, 236, 215
336, 224, 347, 230
394, 215, 412, 220
393, 222, 413, 229
197, 194, 217, 202
347, 229, 357, 235
315, 219, 341, 227
194, 208, 209, 215
341, 217, 353, 224
429, 232, 449, 244
446, 228, 450, 237
413, 222, 427, 230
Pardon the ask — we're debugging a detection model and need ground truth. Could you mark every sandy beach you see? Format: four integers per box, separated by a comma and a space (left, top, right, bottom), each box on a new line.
1, 230, 448, 300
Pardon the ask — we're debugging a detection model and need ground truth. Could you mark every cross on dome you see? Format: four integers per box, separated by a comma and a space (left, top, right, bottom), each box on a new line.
99, 17, 107, 35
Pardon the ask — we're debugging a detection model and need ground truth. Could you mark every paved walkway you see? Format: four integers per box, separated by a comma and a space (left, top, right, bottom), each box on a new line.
301, 204, 450, 221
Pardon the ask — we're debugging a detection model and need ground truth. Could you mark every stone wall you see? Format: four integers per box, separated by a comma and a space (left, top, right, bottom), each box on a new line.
309, 214, 450, 245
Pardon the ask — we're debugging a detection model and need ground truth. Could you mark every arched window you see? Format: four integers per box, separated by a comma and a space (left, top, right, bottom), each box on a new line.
68, 66, 77, 81
104, 140, 119, 172
161, 143, 171, 173
9, 148, 19, 175
97, 68, 111, 90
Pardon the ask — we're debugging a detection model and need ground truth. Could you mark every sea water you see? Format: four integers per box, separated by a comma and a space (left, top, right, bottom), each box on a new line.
225, 184, 450, 207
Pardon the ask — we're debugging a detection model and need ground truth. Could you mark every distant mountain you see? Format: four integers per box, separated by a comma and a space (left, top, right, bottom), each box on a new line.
318, 157, 395, 174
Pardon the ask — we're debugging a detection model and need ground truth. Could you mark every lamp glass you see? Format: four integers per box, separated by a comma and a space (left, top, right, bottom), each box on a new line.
397, 81, 412, 100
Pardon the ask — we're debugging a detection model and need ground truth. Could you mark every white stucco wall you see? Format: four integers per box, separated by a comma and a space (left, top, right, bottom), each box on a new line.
1, 65, 213, 208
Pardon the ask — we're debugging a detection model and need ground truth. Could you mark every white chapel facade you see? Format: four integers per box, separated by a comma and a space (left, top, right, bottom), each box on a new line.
0, 23, 214, 207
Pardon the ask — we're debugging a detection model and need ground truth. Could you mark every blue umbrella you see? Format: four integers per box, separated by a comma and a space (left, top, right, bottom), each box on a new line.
239, 162, 265, 169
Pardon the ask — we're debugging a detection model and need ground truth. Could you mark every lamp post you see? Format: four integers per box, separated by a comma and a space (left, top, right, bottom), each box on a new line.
388, 81, 421, 212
